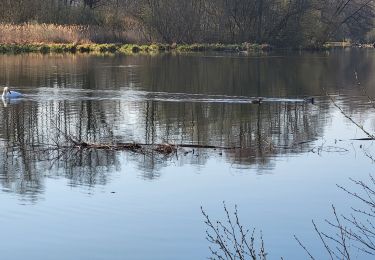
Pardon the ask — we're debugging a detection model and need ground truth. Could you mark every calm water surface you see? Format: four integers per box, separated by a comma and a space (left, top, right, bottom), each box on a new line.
1, 50, 375, 259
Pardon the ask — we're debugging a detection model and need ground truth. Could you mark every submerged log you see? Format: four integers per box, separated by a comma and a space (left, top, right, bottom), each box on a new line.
70, 141, 239, 155
177, 144, 239, 149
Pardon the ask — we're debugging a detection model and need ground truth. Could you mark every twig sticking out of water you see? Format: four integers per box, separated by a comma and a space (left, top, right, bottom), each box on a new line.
324, 88, 375, 139
362, 147, 375, 163
354, 71, 360, 85
354, 71, 375, 110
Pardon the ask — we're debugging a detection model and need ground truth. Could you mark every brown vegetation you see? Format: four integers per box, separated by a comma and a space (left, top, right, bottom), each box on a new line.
0, 0, 373, 47
0, 22, 143, 44
66, 139, 241, 156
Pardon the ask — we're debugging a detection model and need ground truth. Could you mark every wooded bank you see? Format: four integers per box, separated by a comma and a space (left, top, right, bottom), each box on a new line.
0, 0, 374, 48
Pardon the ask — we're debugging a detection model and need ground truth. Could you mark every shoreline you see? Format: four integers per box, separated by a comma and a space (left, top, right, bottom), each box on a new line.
0, 42, 373, 55
0, 43, 270, 55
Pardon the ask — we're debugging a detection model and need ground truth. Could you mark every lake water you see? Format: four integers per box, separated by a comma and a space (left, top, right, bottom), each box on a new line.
1, 49, 375, 259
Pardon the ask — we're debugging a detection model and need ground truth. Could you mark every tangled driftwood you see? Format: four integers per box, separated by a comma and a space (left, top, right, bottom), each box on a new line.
65, 138, 240, 156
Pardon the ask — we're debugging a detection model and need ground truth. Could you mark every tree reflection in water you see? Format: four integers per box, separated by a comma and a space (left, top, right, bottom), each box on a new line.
0, 51, 373, 200
0, 96, 326, 200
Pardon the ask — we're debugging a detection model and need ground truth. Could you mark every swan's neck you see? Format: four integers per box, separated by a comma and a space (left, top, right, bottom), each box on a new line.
2, 88, 10, 97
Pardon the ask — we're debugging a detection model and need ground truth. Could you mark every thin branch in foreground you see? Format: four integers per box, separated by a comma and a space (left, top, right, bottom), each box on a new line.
201, 202, 267, 260
312, 220, 335, 260
294, 235, 316, 260
354, 71, 375, 111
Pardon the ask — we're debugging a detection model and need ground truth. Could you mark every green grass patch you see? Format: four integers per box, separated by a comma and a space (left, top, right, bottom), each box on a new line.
0, 43, 273, 55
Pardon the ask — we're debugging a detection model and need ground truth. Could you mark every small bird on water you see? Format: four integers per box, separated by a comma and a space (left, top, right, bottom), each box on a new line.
251, 98, 263, 104
304, 97, 314, 104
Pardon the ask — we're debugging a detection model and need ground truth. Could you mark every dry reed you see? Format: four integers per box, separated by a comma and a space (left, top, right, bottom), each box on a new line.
0, 23, 137, 44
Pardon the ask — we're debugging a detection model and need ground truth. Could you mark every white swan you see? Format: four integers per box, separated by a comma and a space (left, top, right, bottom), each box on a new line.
2, 87, 22, 99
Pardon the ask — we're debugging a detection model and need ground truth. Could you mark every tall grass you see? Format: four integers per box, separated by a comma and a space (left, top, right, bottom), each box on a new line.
0, 23, 272, 55
0, 23, 139, 44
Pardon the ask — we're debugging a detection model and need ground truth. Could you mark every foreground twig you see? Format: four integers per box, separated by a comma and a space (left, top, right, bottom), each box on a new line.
202, 202, 267, 260
294, 235, 316, 260
297, 175, 375, 259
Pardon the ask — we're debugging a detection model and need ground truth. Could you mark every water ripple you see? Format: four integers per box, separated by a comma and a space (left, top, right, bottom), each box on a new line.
20, 88, 311, 104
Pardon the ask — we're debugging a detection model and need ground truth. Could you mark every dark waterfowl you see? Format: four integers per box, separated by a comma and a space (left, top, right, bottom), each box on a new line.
251, 98, 263, 104
304, 97, 314, 104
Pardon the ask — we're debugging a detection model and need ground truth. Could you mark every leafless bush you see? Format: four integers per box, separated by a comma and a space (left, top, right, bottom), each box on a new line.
201, 202, 267, 260
296, 175, 375, 259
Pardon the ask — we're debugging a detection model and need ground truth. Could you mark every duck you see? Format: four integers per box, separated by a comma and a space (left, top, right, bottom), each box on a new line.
251, 98, 263, 104
2, 87, 22, 99
304, 97, 315, 104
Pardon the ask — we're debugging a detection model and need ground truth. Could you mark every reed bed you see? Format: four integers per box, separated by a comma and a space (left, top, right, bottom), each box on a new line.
0, 24, 271, 55
0, 23, 133, 44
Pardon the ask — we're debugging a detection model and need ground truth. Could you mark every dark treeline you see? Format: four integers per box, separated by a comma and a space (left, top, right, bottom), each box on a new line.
0, 0, 374, 46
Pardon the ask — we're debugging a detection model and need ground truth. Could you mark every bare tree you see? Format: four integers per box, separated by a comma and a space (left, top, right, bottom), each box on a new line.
0, 0, 373, 45
312, 0, 375, 43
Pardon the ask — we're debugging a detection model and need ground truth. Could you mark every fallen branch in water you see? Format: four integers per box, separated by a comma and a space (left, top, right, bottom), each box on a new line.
175, 144, 240, 150
67, 141, 240, 156
324, 88, 375, 139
